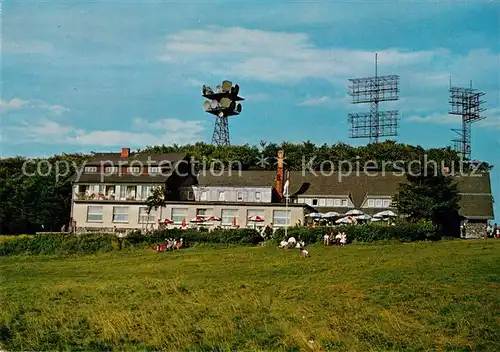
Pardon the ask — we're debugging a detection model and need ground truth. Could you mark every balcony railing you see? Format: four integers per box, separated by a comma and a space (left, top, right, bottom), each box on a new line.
75, 192, 139, 201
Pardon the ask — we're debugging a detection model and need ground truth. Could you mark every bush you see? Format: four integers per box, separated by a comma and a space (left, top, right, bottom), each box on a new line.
125, 228, 263, 248
272, 220, 439, 244
0, 233, 114, 256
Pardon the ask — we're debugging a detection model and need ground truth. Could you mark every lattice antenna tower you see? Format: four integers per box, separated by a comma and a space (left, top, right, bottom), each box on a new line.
348, 53, 400, 143
449, 79, 486, 161
202, 80, 244, 146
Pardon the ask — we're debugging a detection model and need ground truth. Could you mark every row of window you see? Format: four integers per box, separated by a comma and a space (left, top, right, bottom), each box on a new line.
84, 166, 163, 174
77, 184, 158, 201
86, 206, 291, 226
191, 190, 262, 202
297, 198, 350, 207
297, 197, 391, 208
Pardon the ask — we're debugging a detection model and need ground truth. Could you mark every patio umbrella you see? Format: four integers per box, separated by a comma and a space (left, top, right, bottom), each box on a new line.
355, 214, 372, 220
190, 216, 205, 223
371, 217, 382, 222
306, 212, 323, 218
322, 211, 340, 218
373, 210, 397, 218
181, 218, 187, 229
335, 216, 355, 224
208, 216, 221, 221
345, 209, 364, 216
232, 217, 237, 227
248, 215, 265, 222
159, 218, 174, 224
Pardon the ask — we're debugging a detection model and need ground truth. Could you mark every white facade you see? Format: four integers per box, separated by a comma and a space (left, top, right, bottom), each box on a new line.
72, 202, 305, 231
360, 196, 393, 209
181, 186, 272, 203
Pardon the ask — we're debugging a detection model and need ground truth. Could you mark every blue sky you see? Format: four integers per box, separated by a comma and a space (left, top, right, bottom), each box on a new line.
1, 0, 499, 221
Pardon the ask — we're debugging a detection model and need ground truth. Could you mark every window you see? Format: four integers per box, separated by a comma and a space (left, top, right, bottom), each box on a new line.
196, 208, 213, 220
255, 192, 262, 202
367, 199, 375, 207
120, 185, 137, 200
319, 199, 326, 206
312, 199, 318, 206
113, 206, 129, 223
87, 206, 103, 222
171, 208, 188, 224
218, 191, 225, 201
200, 191, 208, 201
222, 209, 238, 226
105, 166, 118, 173
138, 207, 156, 223
247, 209, 265, 227
187, 191, 194, 200
141, 185, 156, 200
105, 185, 116, 199
326, 199, 334, 207
84, 166, 97, 173
383, 200, 390, 208
148, 166, 160, 174
341, 199, 348, 207
273, 210, 291, 226
127, 166, 140, 173
237, 192, 243, 201
375, 199, 383, 208
334, 199, 341, 207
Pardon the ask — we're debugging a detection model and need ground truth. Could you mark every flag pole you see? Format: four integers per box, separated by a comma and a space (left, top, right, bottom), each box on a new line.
285, 194, 289, 238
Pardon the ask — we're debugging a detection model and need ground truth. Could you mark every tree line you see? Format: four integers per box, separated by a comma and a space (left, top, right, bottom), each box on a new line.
0, 141, 492, 234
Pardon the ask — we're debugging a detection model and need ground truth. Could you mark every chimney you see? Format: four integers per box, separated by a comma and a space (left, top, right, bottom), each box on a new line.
275, 150, 284, 198
121, 147, 130, 159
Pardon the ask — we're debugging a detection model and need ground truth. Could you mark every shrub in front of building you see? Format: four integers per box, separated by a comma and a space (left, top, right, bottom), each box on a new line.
0, 233, 114, 256
272, 220, 439, 244
124, 228, 263, 247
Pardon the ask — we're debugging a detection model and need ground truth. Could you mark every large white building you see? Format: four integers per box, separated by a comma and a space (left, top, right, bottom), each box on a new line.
71, 148, 494, 235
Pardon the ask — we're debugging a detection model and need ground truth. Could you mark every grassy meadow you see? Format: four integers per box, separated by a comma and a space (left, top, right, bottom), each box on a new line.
1, 240, 500, 351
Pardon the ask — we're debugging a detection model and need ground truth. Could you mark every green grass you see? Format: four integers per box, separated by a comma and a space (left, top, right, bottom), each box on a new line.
1, 240, 500, 351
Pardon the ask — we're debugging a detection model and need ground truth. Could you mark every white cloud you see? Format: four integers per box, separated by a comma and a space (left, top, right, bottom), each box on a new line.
0, 97, 70, 115
0, 98, 30, 112
3, 117, 206, 147
158, 26, 498, 87
299, 95, 350, 107
407, 108, 500, 130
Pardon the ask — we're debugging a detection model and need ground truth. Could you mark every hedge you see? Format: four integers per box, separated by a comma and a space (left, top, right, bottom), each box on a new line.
0, 233, 114, 256
272, 220, 439, 244
0, 228, 264, 256
124, 228, 263, 248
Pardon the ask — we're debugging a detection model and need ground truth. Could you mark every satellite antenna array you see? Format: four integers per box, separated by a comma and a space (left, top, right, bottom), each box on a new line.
202, 80, 244, 146
449, 80, 486, 161
348, 53, 400, 143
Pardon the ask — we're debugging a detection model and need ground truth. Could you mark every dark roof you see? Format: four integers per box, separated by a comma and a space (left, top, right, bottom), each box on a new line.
458, 194, 494, 219
85, 152, 188, 165
196, 171, 275, 188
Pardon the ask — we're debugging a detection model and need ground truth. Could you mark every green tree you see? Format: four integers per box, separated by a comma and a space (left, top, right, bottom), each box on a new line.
145, 186, 166, 231
394, 169, 461, 237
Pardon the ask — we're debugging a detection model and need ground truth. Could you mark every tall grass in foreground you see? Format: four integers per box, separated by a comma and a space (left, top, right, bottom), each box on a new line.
1, 240, 499, 351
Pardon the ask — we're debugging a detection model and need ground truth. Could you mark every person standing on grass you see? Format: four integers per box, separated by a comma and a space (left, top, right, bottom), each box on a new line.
335, 231, 342, 246
323, 233, 329, 246
486, 223, 491, 238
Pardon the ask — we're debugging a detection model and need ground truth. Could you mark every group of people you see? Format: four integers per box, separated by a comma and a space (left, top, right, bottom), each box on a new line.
154, 238, 183, 252
323, 230, 347, 246
486, 223, 500, 238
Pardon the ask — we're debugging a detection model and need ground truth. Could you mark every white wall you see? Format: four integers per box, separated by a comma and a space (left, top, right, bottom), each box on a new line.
181, 186, 273, 203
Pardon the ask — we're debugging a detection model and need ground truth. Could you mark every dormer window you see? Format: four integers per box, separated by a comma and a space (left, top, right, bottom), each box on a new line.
255, 192, 261, 201
84, 166, 97, 173
149, 166, 160, 174
237, 192, 243, 201
312, 199, 318, 206
218, 191, 225, 201
127, 166, 140, 173
105, 166, 118, 173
